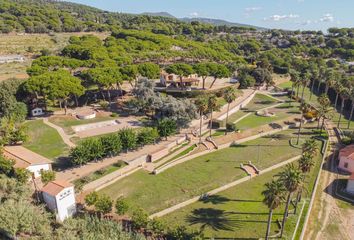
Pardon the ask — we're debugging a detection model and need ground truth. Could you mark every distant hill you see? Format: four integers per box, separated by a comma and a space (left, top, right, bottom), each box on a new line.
139, 12, 265, 30
180, 17, 266, 30
141, 12, 176, 18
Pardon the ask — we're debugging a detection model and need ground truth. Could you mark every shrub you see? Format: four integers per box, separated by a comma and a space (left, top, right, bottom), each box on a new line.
137, 127, 159, 145
85, 192, 99, 206
115, 197, 129, 215
94, 195, 113, 215
98, 100, 109, 110
100, 134, 122, 156
131, 208, 149, 230
157, 118, 177, 140
110, 112, 118, 117
342, 136, 352, 145
114, 160, 124, 168
40, 170, 56, 184
226, 122, 237, 132
118, 128, 137, 150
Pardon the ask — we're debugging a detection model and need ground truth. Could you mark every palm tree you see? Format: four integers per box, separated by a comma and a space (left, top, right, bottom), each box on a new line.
278, 164, 303, 238
324, 69, 337, 95
333, 81, 343, 109
294, 152, 316, 213
316, 66, 327, 94
207, 95, 219, 138
302, 139, 319, 158
347, 88, 354, 129
195, 97, 209, 143
290, 70, 301, 100
316, 94, 331, 130
299, 71, 310, 103
262, 179, 286, 240
338, 87, 349, 128
223, 87, 238, 134
309, 66, 319, 101
296, 103, 310, 145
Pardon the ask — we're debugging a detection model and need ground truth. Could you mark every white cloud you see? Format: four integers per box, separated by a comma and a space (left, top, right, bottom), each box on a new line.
189, 12, 199, 17
320, 13, 334, 22
264, 14, 299, 21
245, 7, 261, 12
300, 20, 312, 25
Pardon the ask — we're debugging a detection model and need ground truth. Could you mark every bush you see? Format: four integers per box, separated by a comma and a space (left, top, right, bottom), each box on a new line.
98, 100, 109, 110
113, 160, 124, 168
137, 127, 159, 145
110, 112, 118, 117
115, 197, 129, 215
226, 122, 237, 132
157, 118, 177, 140
100, 134, 122, 156
85, 192, 99, 206
342, 136, 352, 145
40, 170, 56, 184
118, 128, 137, 150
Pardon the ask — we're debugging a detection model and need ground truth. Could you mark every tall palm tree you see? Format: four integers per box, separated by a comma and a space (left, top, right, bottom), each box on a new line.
207, 95, 219, 138
299, 71, 310, 103
302, 139, 319, 158
278, 164, 303, 238
294, 152, 316, 213
195, 97, 209, 143
316, 94, 331, 131
223, 87, 238, 134
338, 87, 349, 128
309, 66, 319, 101
316, 66, 327, 94
333, 80, 343, 109
296, 103, 310, 145
290, 70, 300, 100
347, 88, 354, 129
324, 69, 337, 95
262, 179, 286, 240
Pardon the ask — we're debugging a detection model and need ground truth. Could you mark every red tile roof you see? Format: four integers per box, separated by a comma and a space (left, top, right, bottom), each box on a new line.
41, 180, 73, 196
3, 145, 51, 169
339, 145, 354, 161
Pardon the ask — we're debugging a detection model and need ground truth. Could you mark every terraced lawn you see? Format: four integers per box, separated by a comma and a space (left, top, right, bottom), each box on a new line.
23, 120, 69, 159
99, 128, 317, 214
160, 148, 323, 239
227, 93, 279, 124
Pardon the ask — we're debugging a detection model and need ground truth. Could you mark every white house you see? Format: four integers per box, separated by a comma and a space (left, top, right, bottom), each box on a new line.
0, 55, 25, 64
31, 108, 44, 117
346, 173, 354, 195
41, 180, 77, 222
3, 145, 52, 178
338, 145, 354, 173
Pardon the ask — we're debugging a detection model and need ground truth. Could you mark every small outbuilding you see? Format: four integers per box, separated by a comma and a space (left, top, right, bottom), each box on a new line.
346, 173, 354, 195
31, 108, 44, 117
3, 145, 52, 178
338, 145, 354, 173
41, 180, 77, 222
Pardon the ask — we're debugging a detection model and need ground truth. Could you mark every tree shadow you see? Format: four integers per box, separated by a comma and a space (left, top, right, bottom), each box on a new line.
186, 208, 242, 232
324, 179, 354, 206
199, 195, 231, 204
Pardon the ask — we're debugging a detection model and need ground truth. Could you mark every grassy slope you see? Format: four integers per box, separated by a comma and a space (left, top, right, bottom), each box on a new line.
98, 128, 315, 214
23, 119, 69, 159
161, 147, 323, 239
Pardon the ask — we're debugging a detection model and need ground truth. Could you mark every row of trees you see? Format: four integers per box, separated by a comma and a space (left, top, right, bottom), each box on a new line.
262, 139, 319, 239
69, 127, 164, 165
84, 192, 201, 239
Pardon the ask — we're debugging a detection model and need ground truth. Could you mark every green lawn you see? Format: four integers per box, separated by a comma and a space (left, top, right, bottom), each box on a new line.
49, 115, 117, 134
23, 120, 69, 160
160, 146, 324, 239
99, 128, 317, 214
226, 93, 279, 124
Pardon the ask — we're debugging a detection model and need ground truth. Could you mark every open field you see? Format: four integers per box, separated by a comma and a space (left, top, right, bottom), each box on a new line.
0, 32, 109, 81
160, 148, 323, 239
23, 119, 69, 159
99, 128, 318, 214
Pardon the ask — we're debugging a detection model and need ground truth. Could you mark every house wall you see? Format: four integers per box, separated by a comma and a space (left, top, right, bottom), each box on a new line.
55, 186, 76, 222
42, 192, 57, 212
346, 180, 354, 194
338, 157, 354, 173
27, 163, 51, 178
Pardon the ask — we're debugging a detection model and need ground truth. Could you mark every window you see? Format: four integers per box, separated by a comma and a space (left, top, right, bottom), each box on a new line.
344, 162, 349, 168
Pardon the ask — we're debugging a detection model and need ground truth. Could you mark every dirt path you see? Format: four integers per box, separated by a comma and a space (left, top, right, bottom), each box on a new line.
305, 121, 354, 240
43, 118, 76, 148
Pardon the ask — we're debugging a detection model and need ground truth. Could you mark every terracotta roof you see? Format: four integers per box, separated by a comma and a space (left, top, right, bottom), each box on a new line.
339, 145, 354, 160
349, 173, 354, 181
3, 145, 51, 169
41, 180, 73, 196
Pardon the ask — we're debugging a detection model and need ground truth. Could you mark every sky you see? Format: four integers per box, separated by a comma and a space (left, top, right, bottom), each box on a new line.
67, 0, 354, 31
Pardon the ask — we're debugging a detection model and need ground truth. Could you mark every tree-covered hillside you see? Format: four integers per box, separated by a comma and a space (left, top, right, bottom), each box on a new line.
0, 0, 255, 35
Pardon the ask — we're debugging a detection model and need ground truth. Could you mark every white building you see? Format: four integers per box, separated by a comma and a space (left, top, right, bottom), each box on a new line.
31, 108, 44, 117
3, 145, 52, 178
346, 173, 354, 195
0, 55, 25, 64
338, 145, 354, 173
41, 180, 77, 222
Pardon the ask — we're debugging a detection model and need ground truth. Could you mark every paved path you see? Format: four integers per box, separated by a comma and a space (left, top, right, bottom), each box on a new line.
42, 118, 76, 147
150, 155, 301, 219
